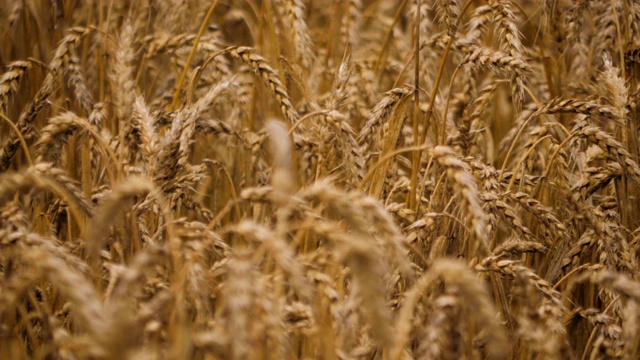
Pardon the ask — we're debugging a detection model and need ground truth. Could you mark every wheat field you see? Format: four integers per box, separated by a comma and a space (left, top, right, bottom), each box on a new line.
1, 0, 640, 359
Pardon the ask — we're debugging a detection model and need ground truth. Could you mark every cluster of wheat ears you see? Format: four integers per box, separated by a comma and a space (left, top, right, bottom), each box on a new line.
3, 0, 640, 359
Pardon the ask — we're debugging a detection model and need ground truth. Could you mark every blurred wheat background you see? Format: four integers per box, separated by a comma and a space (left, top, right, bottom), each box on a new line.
1, 0, 640, 359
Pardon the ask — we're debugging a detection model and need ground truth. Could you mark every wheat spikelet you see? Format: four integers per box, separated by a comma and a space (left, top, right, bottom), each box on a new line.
228, 47, 299, 125
64, 54, 94, 113
491, 196, 540, 244
506, 191, 567, 241
341, 241, 394, 348
431, 146, 488, 249
358, 86, 413, 168
477, 257, 564, 309
327, 56, 352, 112
572, 162, 622, 198
465, 5, 492, 44
0, 75, 57, 171
462, 46, 531, 74
314, 110, 362, 186
454, 79, 502, 156
575, 125, 640, 186
341, 0, 362, 48
533, 98, 618, 119
36, 112, 88, 160
131, 97, 158, 175
593, 3, 621, 58
283, 0, 314, 69
0, 60, 30, 113
434, 0, 459, 36
110, 21, 138, 162
49, 27, 93, 73
491, 238, 546, 257
600, 55, 629, 122
566, 0, 591, 42
489, 0, 526, 108
143, 33, 196, 57
416, 292, 463, 359
101, 245, 166, 358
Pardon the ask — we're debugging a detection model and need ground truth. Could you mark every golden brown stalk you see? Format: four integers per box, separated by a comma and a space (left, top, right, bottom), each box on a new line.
171, 0, 221, 108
